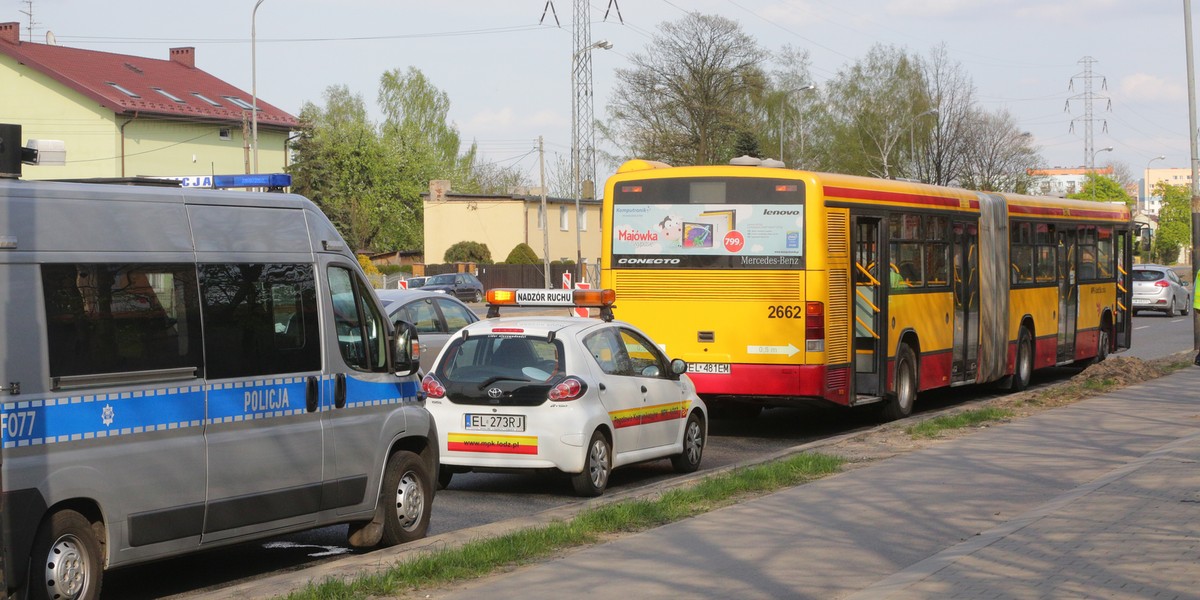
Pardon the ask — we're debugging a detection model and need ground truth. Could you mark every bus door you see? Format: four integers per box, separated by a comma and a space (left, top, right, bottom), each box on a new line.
1056, 229, 1078, 362
951, 221, 980, 383
853, 216, 885, 397
1114, 228, 1132, 349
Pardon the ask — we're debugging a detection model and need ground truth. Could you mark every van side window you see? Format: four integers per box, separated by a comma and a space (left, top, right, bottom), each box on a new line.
329, 266, 389, 372
41, 264, 203, 379
199, 264, 321, 379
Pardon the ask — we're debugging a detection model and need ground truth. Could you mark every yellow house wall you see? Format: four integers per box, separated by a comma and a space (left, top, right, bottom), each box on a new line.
2, 54, 289, 181
423, 198, 601, 266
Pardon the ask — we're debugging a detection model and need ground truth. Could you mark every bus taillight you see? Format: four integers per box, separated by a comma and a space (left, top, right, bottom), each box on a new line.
805, 301, 825, 352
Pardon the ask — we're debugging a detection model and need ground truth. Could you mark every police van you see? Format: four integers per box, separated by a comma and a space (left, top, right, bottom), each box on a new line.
0, 130, 437, 599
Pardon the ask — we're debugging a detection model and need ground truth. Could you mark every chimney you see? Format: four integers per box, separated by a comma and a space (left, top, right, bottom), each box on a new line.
1, 22, 19, 45
169, 47, 195, 68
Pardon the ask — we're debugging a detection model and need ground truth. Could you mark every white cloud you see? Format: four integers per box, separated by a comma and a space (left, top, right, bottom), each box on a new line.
1119, 73, 1187, 103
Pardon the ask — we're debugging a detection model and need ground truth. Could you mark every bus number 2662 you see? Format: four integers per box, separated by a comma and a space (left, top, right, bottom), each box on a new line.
767, 305, 803, 319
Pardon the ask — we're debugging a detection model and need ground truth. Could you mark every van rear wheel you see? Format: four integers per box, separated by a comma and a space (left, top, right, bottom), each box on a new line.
28, 510, 102, 600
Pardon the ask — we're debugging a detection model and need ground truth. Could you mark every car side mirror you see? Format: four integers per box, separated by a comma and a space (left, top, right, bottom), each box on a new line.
392, 320, 421, 376
670, 358, 688, 376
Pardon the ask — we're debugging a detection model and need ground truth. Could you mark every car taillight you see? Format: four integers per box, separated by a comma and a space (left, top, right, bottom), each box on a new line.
421, 374, 446, 398
1154, 280, 1170, 288
805, 301, 825, 353
548, 377, 586, 401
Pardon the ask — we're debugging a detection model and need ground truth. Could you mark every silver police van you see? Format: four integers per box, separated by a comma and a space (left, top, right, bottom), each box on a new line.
0, 141, 437, 599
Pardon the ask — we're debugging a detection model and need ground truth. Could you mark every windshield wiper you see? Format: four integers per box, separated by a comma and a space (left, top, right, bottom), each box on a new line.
477, 376, 529, 389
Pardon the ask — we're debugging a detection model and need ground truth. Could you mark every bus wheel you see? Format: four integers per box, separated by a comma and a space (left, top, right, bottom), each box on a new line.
1009, 328, 1034, 392
380, 451, 432, 545
880, 345, 917, 421
29, 510, 103, 600
1093, 327, 1110, 364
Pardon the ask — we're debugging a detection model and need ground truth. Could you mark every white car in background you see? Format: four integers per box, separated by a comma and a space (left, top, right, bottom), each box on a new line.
421, 289, 707, 496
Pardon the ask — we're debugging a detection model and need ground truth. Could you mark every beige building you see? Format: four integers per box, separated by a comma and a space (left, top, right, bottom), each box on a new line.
1143, 167, 1192, 215
1, 21, 296, 181
423, 180, 602, 271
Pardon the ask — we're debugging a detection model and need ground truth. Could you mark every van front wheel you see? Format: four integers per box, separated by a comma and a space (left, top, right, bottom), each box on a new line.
380, 451, 432, 545
28, 510, 103, 600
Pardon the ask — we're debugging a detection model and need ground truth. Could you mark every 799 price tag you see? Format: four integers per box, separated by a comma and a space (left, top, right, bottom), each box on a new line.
723, 230, 745, 253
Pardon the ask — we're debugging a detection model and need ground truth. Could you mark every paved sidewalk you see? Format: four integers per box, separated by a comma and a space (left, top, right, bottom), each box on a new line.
197, 366, 1200, 600
430, 368, 1200, 600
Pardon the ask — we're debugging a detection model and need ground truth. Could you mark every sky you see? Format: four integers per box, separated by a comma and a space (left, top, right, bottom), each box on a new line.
9, 0, 1195, 185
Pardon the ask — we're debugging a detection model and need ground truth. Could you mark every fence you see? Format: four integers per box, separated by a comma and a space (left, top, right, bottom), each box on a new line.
369, 263, 600, 291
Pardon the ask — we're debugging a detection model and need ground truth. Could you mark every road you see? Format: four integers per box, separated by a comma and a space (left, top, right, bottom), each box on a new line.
101, 311, 1192, 599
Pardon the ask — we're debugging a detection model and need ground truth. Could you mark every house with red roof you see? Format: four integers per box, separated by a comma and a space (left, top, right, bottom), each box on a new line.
0, 21, 297, 181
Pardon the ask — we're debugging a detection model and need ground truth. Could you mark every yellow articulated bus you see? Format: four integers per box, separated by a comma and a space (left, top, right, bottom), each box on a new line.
600, 158, 1133, 420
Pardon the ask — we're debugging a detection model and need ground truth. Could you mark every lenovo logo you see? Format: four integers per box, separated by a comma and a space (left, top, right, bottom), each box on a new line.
763, 209, 801, 215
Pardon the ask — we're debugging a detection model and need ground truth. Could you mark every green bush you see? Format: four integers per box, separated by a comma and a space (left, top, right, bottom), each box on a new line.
377, 264, 406, 275
444, 241, 493, 264
505, 243, 541, 264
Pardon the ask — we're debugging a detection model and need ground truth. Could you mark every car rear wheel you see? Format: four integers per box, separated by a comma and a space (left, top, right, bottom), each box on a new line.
1167, 298, 1176, 316
670, 411, 705, 473
571, 430, 612, 497
472, 290, 483, 303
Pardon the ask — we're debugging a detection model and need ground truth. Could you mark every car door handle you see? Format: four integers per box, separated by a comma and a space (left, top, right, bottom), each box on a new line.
598, 383, 606, 391
641, 385, 648, 393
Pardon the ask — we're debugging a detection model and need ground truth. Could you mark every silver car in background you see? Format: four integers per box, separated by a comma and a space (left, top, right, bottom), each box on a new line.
376, 289, 480, 373
1131, 264, 1191, 316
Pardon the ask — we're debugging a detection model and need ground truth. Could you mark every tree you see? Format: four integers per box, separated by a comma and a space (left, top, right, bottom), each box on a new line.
1154, 182, 1190, 264
1068, 172, 1133, 205
813, 44, 930, 179
606, 13, 768, 165
288, 85, 408, 252
504, 243, 541, 264
957, 108, 1042, 193
444, 241, 492, 264
911, 44, 975, 185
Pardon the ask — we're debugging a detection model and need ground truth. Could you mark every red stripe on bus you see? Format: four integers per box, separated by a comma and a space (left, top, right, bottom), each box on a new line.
823, 186, 975, 209
1008, 204, 1127, 220
687, 364, 827, 398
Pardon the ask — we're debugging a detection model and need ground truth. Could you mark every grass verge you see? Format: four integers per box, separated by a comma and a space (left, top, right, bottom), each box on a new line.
283, 452, 845, 600
905, 407, 1015, 438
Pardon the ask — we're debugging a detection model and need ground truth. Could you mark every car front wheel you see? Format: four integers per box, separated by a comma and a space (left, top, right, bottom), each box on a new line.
28, 510, 102, 600
380, 451, 432, 545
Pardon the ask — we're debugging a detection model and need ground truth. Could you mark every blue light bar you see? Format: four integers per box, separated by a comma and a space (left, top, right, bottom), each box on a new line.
212, 173, 292, 189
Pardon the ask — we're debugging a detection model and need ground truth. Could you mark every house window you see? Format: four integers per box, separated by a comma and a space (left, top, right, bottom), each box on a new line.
192, 92, 223, 107
560, 205, 570, 231
152, 87, 185, 103
106, 82, 140, 98
224, 96, 257, 110
219, 128, 232, 141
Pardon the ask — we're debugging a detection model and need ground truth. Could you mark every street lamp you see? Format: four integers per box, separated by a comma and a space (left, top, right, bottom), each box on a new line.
571, 39, 612, 282
1145, 155, 1166, 211
1090, 146, 1113, 200
251, 0, 265, 175
779, 84, 815, 164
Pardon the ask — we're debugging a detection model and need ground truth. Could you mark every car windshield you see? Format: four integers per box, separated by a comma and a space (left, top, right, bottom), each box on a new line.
428, 274, 457, 285
1132, 269, 1165, 282
439, 335, 562, 383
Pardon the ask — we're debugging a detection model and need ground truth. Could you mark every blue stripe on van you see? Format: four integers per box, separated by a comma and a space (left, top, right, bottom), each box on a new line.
1, 376, 420, 448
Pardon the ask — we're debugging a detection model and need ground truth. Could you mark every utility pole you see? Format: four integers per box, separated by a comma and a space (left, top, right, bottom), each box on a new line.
1183, 0, 1200, 356
538, 136, 551, 289
1066, 56, 1111, 169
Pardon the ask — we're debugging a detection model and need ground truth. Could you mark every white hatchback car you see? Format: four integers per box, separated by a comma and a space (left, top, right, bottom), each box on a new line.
421, 289, 707, 496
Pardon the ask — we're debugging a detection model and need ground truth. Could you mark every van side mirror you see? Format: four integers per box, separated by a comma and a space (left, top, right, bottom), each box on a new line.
393, 320, 421, 376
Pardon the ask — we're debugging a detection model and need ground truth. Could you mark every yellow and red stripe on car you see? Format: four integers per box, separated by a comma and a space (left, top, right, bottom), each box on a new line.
446, 432, 538, 455
609, 401, 692, 429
